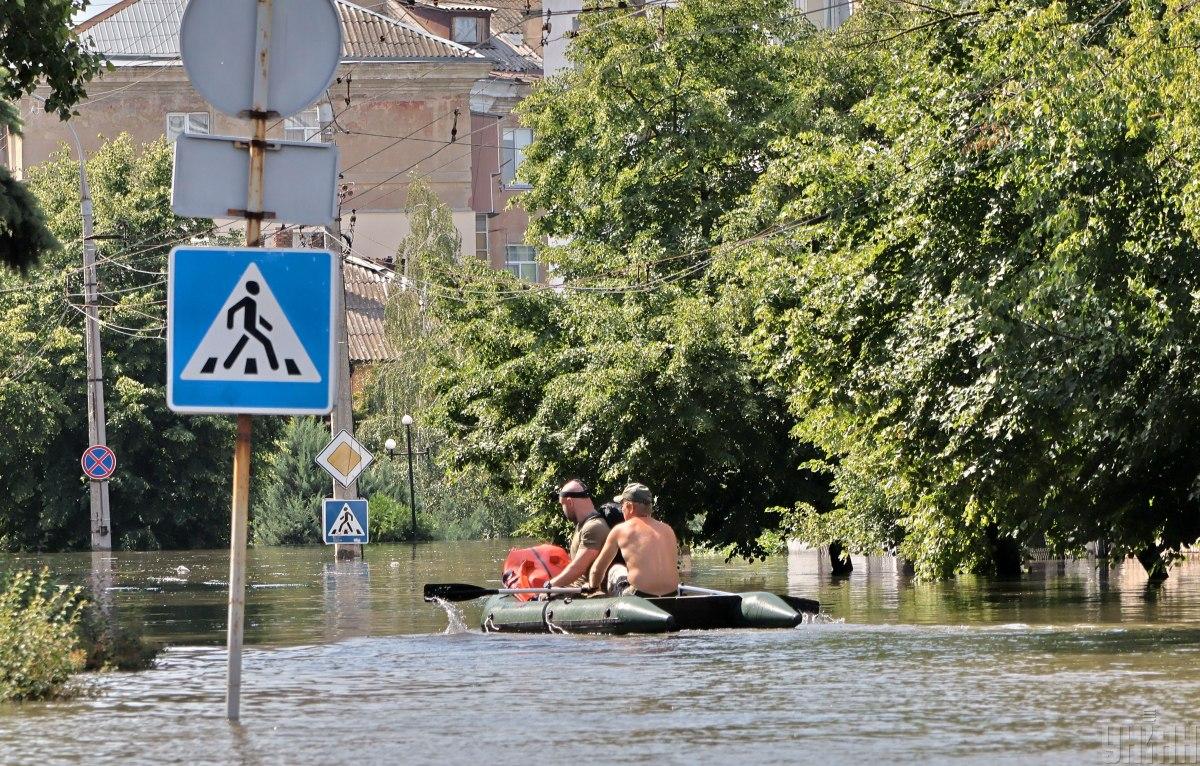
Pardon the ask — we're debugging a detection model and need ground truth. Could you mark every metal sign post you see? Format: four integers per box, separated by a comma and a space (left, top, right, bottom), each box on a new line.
174, 0, 342, 723
224, 0, 274, 723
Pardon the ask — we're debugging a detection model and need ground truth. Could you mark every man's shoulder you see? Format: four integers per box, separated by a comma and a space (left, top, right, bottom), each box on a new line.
580, 515, 610, 533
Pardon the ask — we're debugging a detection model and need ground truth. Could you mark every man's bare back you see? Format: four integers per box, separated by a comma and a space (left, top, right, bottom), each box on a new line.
589, 483, 679, 597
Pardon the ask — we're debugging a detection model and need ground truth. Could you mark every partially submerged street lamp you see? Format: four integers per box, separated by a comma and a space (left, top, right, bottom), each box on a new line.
400, 415, 418, 538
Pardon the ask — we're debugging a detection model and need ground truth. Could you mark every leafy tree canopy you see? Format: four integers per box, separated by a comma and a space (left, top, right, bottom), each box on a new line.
0, 0, 108, 272
0, 136, 239, 550
719, 0, 1200, 577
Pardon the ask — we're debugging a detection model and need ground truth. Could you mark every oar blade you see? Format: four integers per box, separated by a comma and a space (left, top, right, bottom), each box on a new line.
423, 583, 494, 602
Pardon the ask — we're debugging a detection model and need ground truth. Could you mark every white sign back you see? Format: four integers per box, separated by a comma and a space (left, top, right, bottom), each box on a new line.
179, 0, 343, 118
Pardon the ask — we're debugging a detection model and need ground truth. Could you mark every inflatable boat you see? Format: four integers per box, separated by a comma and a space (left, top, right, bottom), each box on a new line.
480, 591, 804, 634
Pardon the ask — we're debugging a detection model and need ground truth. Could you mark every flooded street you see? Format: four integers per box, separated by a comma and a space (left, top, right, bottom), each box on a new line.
3, 542, 1200, 764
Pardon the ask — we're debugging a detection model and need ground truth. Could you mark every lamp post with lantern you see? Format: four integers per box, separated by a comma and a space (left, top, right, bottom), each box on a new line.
385, 414, 419, 538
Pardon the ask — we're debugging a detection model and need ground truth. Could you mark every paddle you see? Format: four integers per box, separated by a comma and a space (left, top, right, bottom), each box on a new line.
423, 582, 585, 602
679, 584, 820, 615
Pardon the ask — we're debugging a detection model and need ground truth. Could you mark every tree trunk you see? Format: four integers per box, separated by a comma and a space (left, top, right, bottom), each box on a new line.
1136, 545, 1170, 583
828, 541, 853, 576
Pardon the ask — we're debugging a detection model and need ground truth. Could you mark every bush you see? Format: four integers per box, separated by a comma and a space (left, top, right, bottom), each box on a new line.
0, 568, 86, 701
77, 602, 160, 671
368, 494, 437, 542
252, 417, 330, 545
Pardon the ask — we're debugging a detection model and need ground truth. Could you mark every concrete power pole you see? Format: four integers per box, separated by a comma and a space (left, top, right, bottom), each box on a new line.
35, 91, 113, 550
75, 130, 113, 551
82, 182, 113, 550
329, 219, 361, 561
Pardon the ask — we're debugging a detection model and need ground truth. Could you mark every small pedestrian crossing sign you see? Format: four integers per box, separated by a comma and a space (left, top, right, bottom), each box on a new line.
168, 247, 336, 414
323, 499, 368, 544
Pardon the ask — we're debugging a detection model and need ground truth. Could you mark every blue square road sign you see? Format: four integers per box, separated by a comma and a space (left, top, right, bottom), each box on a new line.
323, 499, 369, 544
167, 247, 336, 415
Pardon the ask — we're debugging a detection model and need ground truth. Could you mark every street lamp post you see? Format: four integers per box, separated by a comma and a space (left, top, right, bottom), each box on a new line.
401, 414, 417, 537
32, 94, 112, 550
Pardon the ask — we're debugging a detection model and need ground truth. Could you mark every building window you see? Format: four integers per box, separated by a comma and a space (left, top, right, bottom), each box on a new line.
504, 244, 538, 282
501, 127, 533, 187
475, 214, 490, 260
285, 108, 321, 142
452, 16, 482, 44
166, 112, 210, 141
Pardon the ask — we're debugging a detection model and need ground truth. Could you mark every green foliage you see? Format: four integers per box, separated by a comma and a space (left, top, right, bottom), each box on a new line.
718, 0, 1200, 576
358, 179, 527, 542
420, 0, 829, 557
0, 0, 110, 272
0, 0, 107, 120
76, 601, 160, 671
0, 568, 85, 701
252, 417, 330, 546
0, 135, 241, 551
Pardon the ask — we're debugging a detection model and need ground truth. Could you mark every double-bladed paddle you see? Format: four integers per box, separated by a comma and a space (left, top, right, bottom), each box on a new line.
678, 584, 820, 615
423, 582, 585, 602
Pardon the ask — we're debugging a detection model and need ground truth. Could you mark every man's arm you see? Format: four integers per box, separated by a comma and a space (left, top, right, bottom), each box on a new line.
547, 547, 599, 588
589, 532, 622, 592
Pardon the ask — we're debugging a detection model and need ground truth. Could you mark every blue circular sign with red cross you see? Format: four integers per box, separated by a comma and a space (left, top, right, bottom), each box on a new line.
81, 445, 116, 481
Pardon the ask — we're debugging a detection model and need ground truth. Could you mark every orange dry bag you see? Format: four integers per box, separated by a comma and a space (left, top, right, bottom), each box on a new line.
501, 544, 570, 601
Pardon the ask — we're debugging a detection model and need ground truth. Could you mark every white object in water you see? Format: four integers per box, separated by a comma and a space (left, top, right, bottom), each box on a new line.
175, 565, 191, 576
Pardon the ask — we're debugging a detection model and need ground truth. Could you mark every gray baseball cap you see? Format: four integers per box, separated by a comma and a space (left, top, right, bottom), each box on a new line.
613, 482, 654, 505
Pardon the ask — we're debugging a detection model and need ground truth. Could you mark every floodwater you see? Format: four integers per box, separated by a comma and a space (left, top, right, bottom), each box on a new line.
2, 541, 1200, 765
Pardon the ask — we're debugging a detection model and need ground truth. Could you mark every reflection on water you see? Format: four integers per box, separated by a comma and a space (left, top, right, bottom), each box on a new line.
3, 542, 1200, 764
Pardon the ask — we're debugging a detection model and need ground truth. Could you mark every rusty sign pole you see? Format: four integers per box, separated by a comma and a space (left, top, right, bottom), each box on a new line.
226, 0, 274, 723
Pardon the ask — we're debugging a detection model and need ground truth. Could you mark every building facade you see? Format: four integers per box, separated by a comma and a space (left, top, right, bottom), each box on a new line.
5, 0, 544, 280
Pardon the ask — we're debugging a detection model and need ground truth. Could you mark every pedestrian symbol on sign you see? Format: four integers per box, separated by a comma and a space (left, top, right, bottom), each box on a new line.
330, 504, 365, 536
181, 263, 319, 382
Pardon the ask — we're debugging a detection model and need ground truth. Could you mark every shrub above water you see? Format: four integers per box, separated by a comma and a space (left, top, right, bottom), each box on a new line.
0, 568, 86, 701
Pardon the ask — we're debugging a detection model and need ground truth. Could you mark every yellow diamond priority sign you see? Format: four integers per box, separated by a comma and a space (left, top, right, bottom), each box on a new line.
315, 429, 374, 486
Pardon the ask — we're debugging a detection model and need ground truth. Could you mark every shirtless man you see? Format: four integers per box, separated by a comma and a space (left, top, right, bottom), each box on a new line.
545, 480, 609, 589
588, 483, 680, 597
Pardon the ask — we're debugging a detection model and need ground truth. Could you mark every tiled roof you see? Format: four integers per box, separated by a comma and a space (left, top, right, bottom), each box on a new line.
343, 256, 397, 364
76, 0, 481, 62
478, 32, 541, 75
385, 0, 541, 76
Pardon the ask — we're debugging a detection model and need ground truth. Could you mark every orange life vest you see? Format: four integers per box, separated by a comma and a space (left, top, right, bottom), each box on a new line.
501, 544, 570, 601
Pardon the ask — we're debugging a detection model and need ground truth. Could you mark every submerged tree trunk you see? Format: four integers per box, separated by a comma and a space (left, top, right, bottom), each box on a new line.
828, 541, 853, 576
1136, 545, 1170, 583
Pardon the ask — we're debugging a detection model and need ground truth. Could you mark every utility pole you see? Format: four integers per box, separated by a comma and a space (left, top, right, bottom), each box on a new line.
330, 217, 361, 561
33, 91, 112, 550
82, 174, 113, 551
38, 94, 116, 552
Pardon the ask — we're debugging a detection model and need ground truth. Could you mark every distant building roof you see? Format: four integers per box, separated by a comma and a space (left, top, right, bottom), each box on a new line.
343, 255, 397, 364
77, 0, 483, 64
385, 0, 541, 78
480, 32, 542, 76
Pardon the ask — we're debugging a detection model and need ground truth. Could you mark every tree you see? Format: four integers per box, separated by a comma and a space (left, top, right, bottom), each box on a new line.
0, 0, 108, 272
0, 135, 239, 550
720, 0, 1200, 578
416, 0, 829, 557
357, 180, 526, 541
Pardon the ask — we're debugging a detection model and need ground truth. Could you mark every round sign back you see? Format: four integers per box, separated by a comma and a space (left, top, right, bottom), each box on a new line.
180, 0, 343, 119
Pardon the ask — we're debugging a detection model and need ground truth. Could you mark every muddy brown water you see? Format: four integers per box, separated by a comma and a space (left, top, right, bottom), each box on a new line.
2, 541, 1198, 765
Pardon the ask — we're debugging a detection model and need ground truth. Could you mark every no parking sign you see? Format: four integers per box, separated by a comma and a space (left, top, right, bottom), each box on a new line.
81, 445, 116, 481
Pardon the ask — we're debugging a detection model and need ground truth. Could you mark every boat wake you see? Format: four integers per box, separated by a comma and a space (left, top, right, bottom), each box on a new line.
801, 612, 843, 625
429, 597, 471, 634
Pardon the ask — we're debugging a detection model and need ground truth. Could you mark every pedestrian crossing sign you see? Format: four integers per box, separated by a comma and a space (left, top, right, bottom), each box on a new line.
167, 246, 336, 414
323, 499, 369, 544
